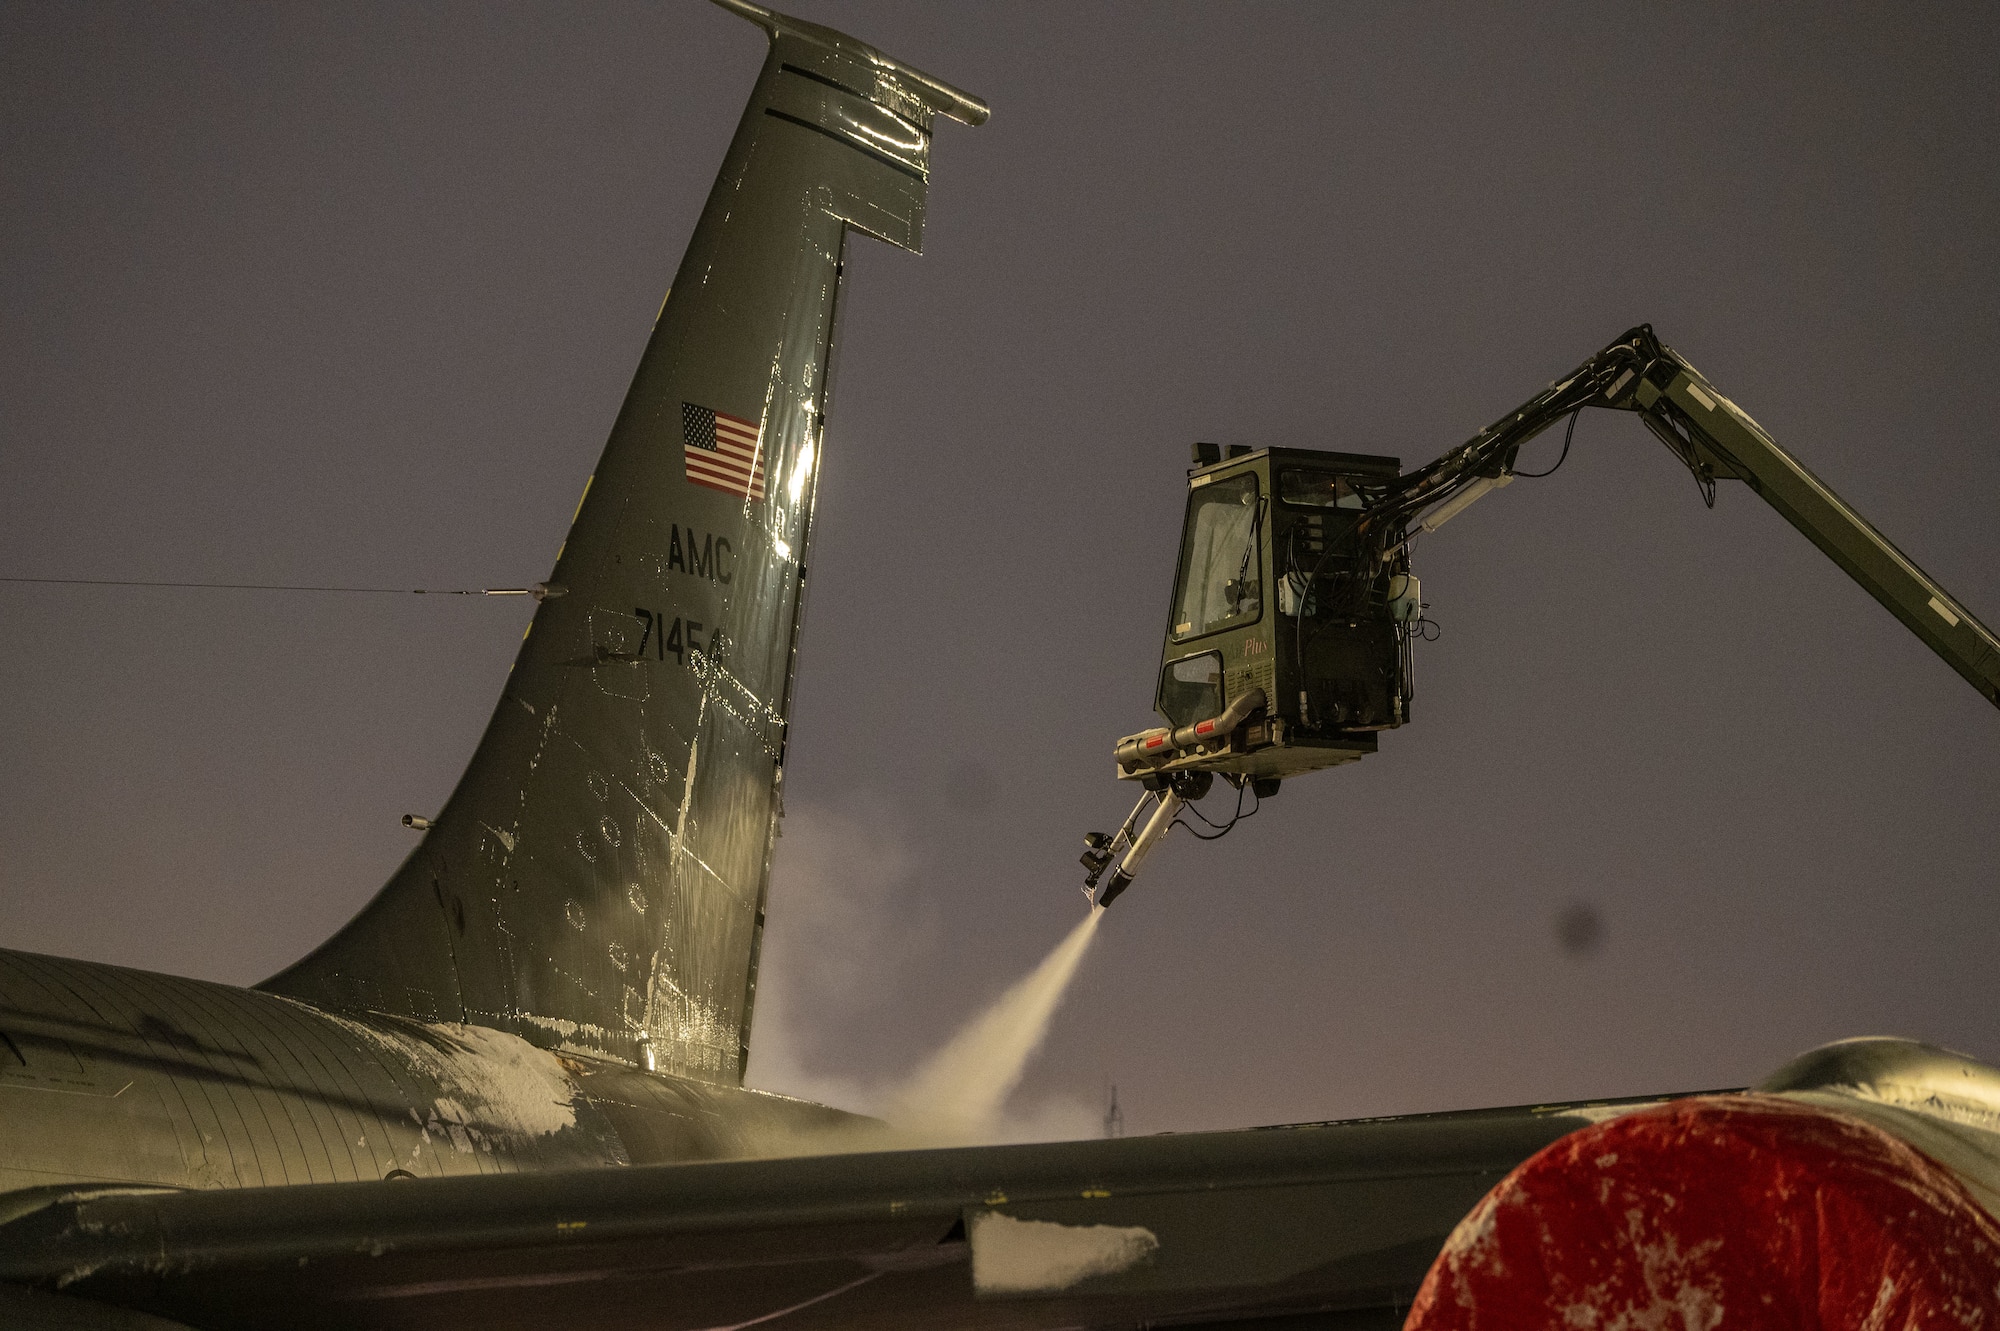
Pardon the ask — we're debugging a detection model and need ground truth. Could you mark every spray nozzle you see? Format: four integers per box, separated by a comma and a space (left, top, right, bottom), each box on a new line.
1080, 832, 1115, 885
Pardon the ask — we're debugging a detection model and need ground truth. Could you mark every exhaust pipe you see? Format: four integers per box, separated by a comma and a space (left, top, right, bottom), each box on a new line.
1114, 688, 1267, 772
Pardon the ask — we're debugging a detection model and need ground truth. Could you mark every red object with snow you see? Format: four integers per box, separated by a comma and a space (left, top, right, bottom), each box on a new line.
1405, 1094, 2000, 1330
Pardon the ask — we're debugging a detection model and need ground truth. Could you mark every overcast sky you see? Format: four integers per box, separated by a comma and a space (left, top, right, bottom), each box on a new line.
3, 1, 1997, 1138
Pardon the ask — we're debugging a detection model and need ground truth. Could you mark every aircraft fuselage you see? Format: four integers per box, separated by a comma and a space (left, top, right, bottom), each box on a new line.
0, 949, 858, 1200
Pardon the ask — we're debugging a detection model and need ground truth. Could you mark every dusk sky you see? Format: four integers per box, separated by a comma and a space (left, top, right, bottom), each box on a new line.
4, 1, 1997, 1139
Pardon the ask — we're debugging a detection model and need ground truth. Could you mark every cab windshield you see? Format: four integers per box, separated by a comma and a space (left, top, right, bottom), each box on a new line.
1171, 472, 1262, 639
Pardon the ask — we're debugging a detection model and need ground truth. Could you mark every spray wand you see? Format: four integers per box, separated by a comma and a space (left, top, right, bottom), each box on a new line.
1080, 788, 1186, 908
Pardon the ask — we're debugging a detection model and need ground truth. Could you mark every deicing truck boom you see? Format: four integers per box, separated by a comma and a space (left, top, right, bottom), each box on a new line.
1083, 325, 1999, 906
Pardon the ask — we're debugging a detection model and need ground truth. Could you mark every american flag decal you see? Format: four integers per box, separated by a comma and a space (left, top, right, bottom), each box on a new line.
681, 402, 767, 500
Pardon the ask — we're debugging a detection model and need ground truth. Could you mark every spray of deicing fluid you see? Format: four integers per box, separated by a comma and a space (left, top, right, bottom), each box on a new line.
885, 906, 1106, 1143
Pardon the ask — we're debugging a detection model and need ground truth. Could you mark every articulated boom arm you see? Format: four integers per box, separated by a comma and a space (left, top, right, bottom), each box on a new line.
1371, 325, 2000, 710
1083, 326, 1996, 908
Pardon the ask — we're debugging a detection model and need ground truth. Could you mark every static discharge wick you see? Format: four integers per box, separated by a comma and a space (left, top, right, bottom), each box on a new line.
888, 907, 1106, 1143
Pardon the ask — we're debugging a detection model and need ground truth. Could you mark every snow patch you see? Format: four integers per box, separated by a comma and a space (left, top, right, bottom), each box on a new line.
320, 1015, 580, 1140
1439, 1191, 1505, 1276
969, 1211, 1158, 1294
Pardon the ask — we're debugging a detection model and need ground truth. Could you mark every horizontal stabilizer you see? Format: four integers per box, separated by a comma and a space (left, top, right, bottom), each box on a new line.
712, 0, 990, 127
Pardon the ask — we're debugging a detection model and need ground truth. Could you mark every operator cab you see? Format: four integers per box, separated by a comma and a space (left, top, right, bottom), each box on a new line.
1125, 442, 1416, 788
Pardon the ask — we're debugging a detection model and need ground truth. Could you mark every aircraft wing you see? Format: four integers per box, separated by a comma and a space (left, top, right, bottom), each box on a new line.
0, 1100, 1680, 1331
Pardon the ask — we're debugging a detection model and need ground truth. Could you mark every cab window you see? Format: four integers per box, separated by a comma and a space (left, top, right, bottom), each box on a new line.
1171, 472, 1262, 639
1157, 652, 1224, 728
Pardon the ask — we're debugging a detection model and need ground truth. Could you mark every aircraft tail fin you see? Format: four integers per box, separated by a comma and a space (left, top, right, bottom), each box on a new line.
260, 5, 984, 1083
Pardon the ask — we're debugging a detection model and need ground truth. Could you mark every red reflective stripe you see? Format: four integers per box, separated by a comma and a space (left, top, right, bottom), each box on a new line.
1144, 738, 1165, 750
1195, 721, 1214, 734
